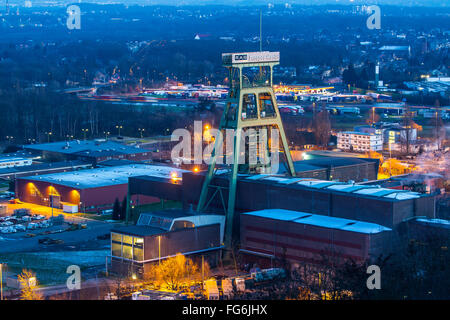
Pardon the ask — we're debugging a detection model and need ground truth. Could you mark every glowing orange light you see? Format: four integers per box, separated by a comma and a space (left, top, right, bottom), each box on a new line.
193, 167, 199, 173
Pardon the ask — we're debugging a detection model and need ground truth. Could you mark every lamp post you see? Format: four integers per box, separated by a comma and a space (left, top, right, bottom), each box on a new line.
116, 125, 123, 137
372, 107, 375, 124
103, 131, 110, 140
138, 128, 145, 138
45, 132, 52, 143
82, 128, 89, 140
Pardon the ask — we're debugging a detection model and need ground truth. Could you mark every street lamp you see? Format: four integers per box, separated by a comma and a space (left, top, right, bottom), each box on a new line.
103, 131, 110, 140
138, 128, 145, 138
45, 132, 52, 143
82, 128, 89, 140
116, 125, 123, 137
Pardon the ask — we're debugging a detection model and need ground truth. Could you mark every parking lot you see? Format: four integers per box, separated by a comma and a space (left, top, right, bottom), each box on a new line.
0, 201, 122, 254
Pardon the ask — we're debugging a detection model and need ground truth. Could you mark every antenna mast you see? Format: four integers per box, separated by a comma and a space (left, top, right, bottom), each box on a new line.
259, 9, 262, 52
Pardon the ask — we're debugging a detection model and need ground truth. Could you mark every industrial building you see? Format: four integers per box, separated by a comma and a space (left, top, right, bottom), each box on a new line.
278, 157, 379, 182
110, 210, 225, 276
122, 169, 439, 267
16, 164, 187, 213
240, 209, 392, 267
0, 160, 92, 181
128, 171, 435, 229
23, 139, 151, 165
0, 157, 32, 169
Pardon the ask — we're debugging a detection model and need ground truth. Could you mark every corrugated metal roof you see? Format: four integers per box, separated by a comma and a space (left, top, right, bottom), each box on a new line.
24, 139, 149, 156
245, 175, 422, 201
21, 164, 188, 189
243, 209, 392, 234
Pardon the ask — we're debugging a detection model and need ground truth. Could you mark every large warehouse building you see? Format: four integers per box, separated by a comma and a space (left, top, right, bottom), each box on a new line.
23, 139, 152, 165
240, 209, 392, 267
180, 172, 435, 228
16, 164, 187, 213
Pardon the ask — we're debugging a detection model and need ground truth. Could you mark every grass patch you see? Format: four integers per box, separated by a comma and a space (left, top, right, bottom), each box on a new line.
72, 212, 116, 222
0, 250, 109, 286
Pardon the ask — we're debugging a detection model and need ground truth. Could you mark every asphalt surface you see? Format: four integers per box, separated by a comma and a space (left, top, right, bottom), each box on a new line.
0, 220, 121, 254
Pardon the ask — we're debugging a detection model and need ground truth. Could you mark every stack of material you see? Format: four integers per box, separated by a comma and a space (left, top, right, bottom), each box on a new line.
222, 279, 233, 299
204, 279, 219, 300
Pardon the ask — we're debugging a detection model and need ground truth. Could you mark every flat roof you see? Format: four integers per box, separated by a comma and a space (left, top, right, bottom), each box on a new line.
0, 157, 31, 163
279, 157, 377, 175
24, 139, 150, 156
339, 131, 373, 136
243, 209, 392, 234
111, 225, 165, 237
20, 164, 188, 189
414, 218, 450, 229
243, 175, 422, 201
0, 160, 91, 176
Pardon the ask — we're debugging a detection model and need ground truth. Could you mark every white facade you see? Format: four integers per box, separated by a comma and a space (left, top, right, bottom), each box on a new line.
337, 131, 383, 152
0, 157, 32, 169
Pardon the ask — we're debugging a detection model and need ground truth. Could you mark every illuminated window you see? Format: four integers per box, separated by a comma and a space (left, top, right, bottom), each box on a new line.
133, 237, 144, 261
259, 93, 275, 118
122, 245, 133, 259
111, 233, 122, 257
171, 220, 195, 231
112, 242, 121, 257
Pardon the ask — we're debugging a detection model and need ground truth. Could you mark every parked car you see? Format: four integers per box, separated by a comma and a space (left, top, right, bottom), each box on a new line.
15, 224, 26, 232
101, 209, 113, 216
38, 237, 64, 245
27, 223, 38, 230
0, 226, 16, 233
39, 220, 52, 228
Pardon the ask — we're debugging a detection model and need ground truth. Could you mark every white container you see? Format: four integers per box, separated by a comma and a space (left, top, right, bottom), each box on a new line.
63, 204, 78, 213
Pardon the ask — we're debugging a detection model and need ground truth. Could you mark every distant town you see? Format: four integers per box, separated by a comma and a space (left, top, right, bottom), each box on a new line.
0, 1, 448, 302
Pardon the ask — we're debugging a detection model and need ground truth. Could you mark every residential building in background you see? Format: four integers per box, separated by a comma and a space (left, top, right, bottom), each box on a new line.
337, 131, 383, 152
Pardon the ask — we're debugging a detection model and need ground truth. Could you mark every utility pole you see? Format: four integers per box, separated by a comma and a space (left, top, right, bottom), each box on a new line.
50, 185, 54, 219
0, 263, 3, 301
